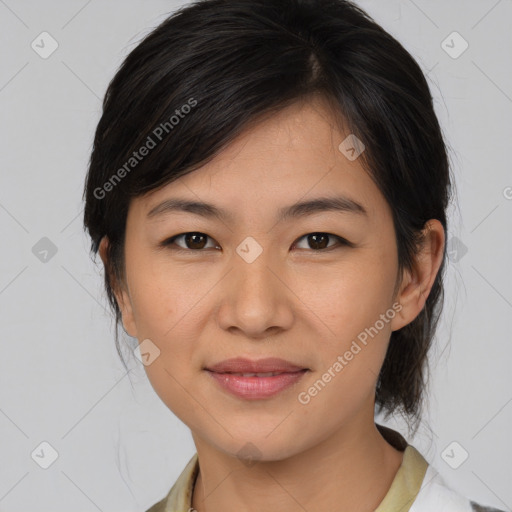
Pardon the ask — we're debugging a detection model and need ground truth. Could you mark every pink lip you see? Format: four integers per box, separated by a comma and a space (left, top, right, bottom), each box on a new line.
206, 357, 306, 373
204, 357, 309, 400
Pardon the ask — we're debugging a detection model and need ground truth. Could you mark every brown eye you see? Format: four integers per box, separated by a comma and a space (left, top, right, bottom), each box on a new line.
308, 233, 330, 250
293, 233, 350, 251
161, 232, 219, 251
185, 233, 207, 249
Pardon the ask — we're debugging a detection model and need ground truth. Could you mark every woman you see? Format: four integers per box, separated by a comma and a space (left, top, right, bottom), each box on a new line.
83, 0, 505, 510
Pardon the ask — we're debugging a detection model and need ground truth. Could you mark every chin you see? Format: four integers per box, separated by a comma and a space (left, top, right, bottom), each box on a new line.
206, 426, 309, 464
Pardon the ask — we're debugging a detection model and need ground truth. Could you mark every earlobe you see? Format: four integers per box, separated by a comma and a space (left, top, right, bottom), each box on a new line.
98, 235, 109, 268
98, 236, 138, 338
390, 219, 445, 332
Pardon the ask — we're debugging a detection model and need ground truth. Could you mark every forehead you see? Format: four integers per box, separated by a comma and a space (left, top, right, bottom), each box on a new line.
132, 97, 389, 226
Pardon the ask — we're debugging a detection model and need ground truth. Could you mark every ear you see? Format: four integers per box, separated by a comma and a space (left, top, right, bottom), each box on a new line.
98, 236, 138, 338
390, 219, 445, 332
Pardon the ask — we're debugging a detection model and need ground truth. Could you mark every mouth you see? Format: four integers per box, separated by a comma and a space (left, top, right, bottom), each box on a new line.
204, 358, 309, 400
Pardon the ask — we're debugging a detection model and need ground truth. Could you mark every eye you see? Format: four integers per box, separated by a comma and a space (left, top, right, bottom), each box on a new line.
160, 231, 353, 252
293, 232, 352, 251
161, 232, 220, 251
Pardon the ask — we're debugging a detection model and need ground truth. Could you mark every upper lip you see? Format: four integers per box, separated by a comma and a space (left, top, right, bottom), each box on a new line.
205, 357, 307, 373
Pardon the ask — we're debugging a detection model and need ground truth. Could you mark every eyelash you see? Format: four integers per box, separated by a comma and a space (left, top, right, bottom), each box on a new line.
159, 232, 354, 253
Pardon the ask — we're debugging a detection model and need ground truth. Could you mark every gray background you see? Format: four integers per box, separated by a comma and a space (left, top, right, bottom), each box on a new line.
1, 0, 511, 510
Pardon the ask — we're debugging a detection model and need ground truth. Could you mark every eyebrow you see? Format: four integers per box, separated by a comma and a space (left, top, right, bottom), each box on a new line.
146, 195, 368, 223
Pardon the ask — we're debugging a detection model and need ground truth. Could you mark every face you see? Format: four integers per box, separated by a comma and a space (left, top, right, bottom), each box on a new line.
104, 96, 433, 461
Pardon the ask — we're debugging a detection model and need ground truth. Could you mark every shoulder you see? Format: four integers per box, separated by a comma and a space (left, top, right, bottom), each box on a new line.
410, 464, 506, 512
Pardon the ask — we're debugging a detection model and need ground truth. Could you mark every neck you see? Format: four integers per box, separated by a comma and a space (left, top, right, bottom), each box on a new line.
191, 418, 404, 512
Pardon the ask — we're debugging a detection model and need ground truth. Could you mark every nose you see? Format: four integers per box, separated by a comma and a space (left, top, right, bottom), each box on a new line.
215, 248, 295, 340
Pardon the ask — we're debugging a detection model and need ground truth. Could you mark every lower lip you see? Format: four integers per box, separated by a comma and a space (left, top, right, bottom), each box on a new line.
206, 370, 308, 400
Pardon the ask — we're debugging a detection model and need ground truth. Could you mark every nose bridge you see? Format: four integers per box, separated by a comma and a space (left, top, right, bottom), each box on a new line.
233, 242, 277, 312
216, 239, 293, 336
234, 233, 276, 290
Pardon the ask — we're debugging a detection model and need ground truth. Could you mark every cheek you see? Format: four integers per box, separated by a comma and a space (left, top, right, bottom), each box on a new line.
298, 253, 396, 335
299, 255, 398, 395
126, 260, 187, 338
141, 360, 205, 435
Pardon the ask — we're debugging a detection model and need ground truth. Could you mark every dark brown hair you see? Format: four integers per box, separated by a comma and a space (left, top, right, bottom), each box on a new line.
83, 0, 452, 434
